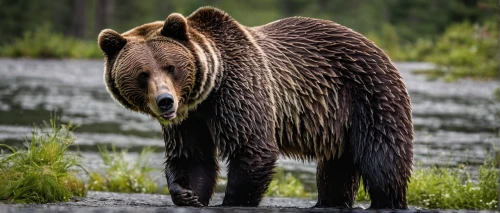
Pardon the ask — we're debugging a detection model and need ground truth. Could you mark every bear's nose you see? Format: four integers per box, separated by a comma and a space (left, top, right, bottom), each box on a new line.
156, 93, 174, 111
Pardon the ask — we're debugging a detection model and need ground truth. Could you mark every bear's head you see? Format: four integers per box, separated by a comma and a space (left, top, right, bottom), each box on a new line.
98, 13, 216, 126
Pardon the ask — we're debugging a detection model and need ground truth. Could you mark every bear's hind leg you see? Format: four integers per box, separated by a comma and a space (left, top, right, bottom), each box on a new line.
314, 149, 360, 208
355, 136, 412, 209
350, 95, 413, 209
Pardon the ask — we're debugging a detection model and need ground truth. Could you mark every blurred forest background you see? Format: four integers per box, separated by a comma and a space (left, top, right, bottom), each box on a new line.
0, 0, 498, 80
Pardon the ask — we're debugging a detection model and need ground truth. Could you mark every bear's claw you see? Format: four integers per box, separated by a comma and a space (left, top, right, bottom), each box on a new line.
170, 185, 203, 207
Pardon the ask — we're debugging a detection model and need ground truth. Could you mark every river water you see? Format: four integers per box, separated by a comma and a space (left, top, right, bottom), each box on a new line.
0, 59, 499, 192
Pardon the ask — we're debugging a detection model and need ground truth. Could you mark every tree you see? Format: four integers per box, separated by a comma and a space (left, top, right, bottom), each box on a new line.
70, 0, 86, 39
95, 0, 114, 34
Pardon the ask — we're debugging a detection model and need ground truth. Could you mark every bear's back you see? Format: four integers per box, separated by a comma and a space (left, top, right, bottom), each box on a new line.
248, 16, 406, 159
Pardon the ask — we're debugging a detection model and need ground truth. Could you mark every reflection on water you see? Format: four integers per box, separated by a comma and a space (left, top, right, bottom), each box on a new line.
0, 59, 499, 192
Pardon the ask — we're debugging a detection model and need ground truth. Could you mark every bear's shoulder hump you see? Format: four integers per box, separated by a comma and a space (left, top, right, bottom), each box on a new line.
187, 7, 232, 26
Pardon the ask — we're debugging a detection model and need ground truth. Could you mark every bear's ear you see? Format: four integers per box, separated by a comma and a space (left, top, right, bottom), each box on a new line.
98, 29, 127, 57
161, 13, 189, 41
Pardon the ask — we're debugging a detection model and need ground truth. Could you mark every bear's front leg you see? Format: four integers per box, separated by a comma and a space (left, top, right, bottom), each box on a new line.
163, 119, 219, 207
165, 157, 205, 207
222, 137, 279, 206
213, 77, 278, 206
165, 149, 219, 207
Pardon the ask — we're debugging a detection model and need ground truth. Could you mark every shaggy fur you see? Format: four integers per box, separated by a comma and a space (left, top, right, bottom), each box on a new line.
98, 7, 413, 209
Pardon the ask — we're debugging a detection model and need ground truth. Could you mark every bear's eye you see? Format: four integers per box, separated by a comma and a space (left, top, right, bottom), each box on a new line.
137, 72, 149, 88
165, 65, 175, 74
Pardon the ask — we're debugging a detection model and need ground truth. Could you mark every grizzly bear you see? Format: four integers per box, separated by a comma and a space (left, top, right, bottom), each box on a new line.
98, 7, 413, 209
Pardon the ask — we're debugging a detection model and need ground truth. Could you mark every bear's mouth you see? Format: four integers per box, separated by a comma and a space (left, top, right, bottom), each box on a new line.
161, 111, 176, 120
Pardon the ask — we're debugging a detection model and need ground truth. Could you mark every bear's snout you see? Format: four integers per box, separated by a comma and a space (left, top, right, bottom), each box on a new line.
156, 93, 176, 119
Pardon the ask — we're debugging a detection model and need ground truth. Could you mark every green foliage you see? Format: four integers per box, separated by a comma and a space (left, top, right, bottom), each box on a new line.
269, 162, 497, 210
401, 39, 435, 62
407, 162, 497, 209
266, 169, 312, 198
357, 162, 498, 210
366, 24, 400, 60
0, 0, 497, 66
0, 119, 87, 203
87, 146, 157, 194
365, 23, 430, 61
355, 182, 370, 202
494, 87, 500, 101
386, 0, 488, 43
414, 20, 499, 81
0, 25, 102, 59
1, 0, 496, 50
370, 35, 434, 62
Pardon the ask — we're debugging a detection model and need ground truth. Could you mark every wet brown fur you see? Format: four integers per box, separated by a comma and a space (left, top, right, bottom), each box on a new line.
98, 7, 413, 209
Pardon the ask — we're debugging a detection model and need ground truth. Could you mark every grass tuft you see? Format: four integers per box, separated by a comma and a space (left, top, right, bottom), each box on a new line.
266, 169, 312, 198
356, 162, 498, 210
87, 146, 157, 194
0, 118, 86, 203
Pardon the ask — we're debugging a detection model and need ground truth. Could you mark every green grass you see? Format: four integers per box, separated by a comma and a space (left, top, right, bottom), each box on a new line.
356, 162, 498, 210
83, 145, 498, 210
266, 169, 312, 198
0, 119, 87, 203
264, 161, 498, 210
0, 25, 102, 59
87, 146, 157, 194
0, 116, 497, 209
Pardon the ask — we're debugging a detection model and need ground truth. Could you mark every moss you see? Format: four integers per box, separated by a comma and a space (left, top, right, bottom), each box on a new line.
87, 146, 157, 194
0, 118, 87, 203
